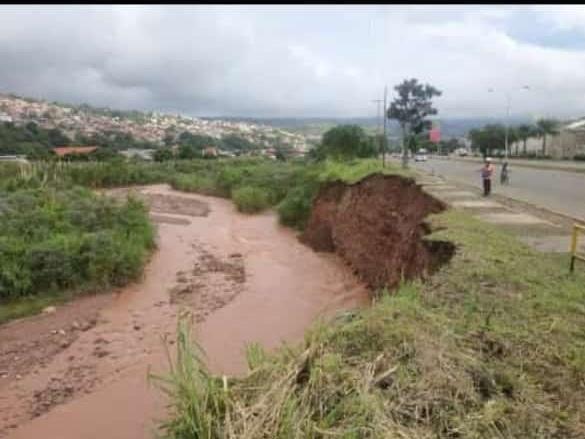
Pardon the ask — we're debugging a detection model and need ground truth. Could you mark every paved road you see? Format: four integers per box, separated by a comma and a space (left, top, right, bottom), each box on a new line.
410, 158, 585, 220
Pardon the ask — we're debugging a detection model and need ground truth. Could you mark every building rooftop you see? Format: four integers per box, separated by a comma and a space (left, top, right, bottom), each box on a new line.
53, 146, 98, 156
564, 118, 585, 131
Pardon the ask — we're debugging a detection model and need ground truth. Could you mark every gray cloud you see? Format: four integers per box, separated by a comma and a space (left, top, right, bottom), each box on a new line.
1, 5, 585, 118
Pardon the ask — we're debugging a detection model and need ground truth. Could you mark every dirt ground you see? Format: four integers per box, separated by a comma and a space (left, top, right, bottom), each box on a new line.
301, 174, 455, 290
0, 184, 369, 439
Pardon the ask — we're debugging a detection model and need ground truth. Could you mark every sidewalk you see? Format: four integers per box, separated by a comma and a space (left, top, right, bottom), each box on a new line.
417, 171, 585, 254
435, 155, 585, 174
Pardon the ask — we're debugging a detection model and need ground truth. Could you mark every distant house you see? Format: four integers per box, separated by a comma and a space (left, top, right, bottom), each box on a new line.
0, 113, 12, 123
53, 146, 98, 157
510, 118, 585, 158
202, 146, 219, 158
119, 148, 154, 161
0, 155, 28, 163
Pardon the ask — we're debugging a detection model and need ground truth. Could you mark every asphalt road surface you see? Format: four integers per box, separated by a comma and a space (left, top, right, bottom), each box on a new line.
411, 158, 585, 220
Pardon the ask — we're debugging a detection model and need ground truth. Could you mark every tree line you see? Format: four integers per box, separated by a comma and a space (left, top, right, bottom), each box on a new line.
469, 119, 560, 158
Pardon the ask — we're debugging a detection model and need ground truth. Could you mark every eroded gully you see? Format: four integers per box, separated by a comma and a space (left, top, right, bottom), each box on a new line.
0, 184, 368, 439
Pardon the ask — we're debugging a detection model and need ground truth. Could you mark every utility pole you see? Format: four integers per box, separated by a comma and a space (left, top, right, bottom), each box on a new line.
371, 98, 383, 161
382, 85, 387, 167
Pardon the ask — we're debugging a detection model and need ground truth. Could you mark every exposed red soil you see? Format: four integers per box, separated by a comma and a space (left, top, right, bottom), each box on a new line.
301, 173, 455, 291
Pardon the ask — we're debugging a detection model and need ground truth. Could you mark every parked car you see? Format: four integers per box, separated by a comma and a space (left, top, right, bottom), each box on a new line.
415, 148, 428, 162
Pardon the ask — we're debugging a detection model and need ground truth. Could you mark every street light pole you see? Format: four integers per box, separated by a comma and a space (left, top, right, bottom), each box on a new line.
505, 92, 511, 160
488, 86, 530, 160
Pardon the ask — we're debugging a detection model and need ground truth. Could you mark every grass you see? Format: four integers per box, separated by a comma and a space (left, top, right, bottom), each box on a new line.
0, 292, 69, 325
157, 209, 585, 438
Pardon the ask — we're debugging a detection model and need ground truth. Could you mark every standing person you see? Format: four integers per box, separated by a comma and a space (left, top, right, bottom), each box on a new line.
500, 161, 509, 185
481, 157, 495, 196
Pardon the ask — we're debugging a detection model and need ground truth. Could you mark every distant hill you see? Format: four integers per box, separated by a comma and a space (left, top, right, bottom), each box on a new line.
202, 116, 534, 139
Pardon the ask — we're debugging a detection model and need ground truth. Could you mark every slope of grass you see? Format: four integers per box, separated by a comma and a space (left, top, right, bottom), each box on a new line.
156, 210, 585, 438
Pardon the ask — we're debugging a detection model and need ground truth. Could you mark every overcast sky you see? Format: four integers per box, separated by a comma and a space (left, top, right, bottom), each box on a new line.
2, 5, 585, 119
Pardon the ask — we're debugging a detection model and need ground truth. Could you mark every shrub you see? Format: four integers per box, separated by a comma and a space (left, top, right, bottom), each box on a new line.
277, 181, 319, 229
574, 154, 585, 162
0, 187, 154, 300
231, 186, 272, 213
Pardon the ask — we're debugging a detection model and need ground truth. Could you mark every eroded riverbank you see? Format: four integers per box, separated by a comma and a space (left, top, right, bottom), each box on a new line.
0, 184, 369, 438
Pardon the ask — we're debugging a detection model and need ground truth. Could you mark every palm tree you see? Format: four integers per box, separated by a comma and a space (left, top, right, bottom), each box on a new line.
516, 124, 536, 156
536, 119, 560, 157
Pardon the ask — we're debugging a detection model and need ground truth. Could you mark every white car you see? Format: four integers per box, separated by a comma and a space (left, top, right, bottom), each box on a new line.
414, 153, 427, 162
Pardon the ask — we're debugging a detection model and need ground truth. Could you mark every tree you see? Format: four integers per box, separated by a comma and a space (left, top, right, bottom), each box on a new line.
314, 125, 377, 161
177, 144, 201, 160
153, 148, 174, 162
516, 124, 536, 156
387, 78, 442, 167
47, 128, 71, 147
220, 135, 256, 154
370, 134, 388, 157
468, 124, 506, 158
536, 118, 560, 157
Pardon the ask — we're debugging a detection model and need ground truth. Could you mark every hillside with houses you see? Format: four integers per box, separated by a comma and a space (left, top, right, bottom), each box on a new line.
0, 93, 310, 160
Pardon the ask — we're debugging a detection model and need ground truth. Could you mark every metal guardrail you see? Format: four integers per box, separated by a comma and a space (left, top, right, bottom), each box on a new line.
570, 224, 585, 272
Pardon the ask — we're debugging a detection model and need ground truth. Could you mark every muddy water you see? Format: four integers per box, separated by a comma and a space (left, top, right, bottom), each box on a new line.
1, 184, 368, 439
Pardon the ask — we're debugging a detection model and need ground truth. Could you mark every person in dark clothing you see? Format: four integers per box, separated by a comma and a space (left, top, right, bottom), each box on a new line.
500, 161, 509, 185
481, 157, 495, 196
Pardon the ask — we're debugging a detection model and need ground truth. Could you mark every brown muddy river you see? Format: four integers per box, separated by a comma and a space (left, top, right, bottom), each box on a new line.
0, 184, 368, 438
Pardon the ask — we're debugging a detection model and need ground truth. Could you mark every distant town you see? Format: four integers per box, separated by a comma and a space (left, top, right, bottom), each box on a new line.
0, 93, 312, 160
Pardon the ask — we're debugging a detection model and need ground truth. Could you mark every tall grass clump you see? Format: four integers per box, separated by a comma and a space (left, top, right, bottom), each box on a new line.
151, 316, 229, 439
231, 186, 272, 213
170, 174, 223, 197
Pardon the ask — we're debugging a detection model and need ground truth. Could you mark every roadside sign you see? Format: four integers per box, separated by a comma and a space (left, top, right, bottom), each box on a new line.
429, 121, 440, 144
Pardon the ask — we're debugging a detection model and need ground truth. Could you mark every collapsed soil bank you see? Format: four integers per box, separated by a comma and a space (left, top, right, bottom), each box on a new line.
301, 173, 455, 291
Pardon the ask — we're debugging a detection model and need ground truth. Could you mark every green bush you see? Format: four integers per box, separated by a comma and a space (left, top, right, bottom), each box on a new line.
574, 154, 585, 161
277, 181, 319, 229
231, 186, 272, 213
0, 187, 154, 300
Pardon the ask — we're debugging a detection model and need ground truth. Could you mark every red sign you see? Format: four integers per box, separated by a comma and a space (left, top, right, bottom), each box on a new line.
429, 127, 441, 143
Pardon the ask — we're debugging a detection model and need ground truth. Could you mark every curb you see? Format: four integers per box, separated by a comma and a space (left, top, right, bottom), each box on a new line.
416, 170, 585, 226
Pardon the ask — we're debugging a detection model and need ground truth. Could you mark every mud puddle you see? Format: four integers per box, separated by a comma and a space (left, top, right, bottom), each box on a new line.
0, 184, 369, 438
